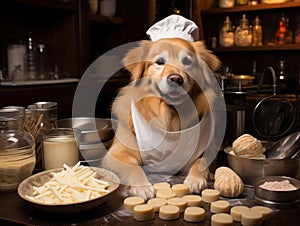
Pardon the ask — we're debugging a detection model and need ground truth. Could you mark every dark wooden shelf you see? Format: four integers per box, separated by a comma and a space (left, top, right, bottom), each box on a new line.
88, 15, 125, 24
210, 44, 300, 52
16, 0, 77, 11
202, 1, 300, 14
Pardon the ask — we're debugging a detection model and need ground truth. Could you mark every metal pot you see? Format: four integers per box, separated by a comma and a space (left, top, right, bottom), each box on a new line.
228, 75, 255, 86
224, 148, 300, 186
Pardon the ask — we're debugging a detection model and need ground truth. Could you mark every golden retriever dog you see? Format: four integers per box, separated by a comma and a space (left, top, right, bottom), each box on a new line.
101, 37, 221, 200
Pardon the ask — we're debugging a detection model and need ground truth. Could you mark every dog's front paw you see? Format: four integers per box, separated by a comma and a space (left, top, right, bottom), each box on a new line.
130, 184, 155, 200
184, 175, 208, 194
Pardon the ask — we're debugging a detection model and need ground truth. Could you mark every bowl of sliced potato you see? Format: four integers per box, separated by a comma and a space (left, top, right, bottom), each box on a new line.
17, 162, 120, 213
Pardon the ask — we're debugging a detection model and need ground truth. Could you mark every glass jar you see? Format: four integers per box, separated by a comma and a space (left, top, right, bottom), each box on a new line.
295, 23, 300, 44
252, 16, 262, 46
235, 14, 252, 47
1, 106, 25, 130
0, 129, 36, 192
235, 0, 249, 6
219, 0, 234, 8
219, 16, 235, 47
26, 102, 58, 169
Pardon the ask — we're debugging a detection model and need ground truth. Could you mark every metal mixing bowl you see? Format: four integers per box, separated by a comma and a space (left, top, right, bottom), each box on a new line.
57, 117, 117, 144
224, 148, 300, 186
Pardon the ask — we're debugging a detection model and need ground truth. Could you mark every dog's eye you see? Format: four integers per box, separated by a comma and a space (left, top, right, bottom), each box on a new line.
182, 56, 192, 66
155, 57, 166, 65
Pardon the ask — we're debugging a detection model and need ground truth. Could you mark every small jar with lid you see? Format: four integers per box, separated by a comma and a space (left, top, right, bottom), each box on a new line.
235, 14, 252, 47
219, 16, 235, 47
26, 102, 57, 169
0, 119, 36, 192
1, 106, 25, 130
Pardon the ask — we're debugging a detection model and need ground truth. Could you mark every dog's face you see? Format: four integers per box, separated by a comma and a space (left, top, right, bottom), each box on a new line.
123, 38, 220, 105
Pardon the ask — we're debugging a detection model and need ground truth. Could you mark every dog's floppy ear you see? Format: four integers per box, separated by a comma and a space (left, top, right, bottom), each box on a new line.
122, 40, 152, 81
192, 41, 221, 73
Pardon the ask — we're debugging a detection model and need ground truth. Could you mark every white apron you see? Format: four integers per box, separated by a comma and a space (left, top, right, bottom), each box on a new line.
131, 100, 213, 175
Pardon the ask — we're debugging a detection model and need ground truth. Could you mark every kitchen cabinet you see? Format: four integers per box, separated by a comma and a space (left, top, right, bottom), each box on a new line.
0, 0, 152, 117
194, 0, 300, 93
0, 0, 80, 78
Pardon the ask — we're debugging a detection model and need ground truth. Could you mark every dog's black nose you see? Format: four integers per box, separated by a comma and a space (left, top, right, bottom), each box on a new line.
167, 74, 184, 87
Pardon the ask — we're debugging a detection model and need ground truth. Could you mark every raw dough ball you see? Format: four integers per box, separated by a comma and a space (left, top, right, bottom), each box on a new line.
147, 198, 167, 212
214, 166, 244, 197
184, 207, 205, 222
201, 189, 220, 203
172, 184, 190, 197
250, 206, 272, 220
153, 182, 170, 191
211, 213, 233, 226
167, 197, 187, 213
159, 205, 180, 220
211, 200, 230, 213
230, 205, 250, 222
232, 134, 265, 158
123, 196, 145, 212
133, 204, 154, 221
241, 209, 263, 226
182, 195, 202, 207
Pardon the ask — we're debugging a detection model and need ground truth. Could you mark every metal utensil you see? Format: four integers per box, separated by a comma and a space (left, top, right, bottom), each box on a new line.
264, 131, 300, 159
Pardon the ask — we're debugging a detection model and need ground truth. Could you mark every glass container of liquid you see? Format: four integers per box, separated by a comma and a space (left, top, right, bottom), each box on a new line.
252, 16, 262, 46
235, 14, 252, 47
219, 16, 235, 47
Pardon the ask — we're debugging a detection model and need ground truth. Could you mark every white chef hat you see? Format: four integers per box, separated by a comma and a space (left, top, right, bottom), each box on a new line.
146, 14, 199, 42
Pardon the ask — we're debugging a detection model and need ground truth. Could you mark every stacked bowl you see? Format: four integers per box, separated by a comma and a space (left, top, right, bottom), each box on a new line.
57, 117, 116, 166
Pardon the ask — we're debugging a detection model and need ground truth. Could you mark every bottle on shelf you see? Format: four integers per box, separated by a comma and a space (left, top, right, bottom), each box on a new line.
252, 16, 262, 46
235, 14, 252, 47
277, 60, 288, 92
25, 32, 38, 80
284, 17, 293, 44
37, 42, 49, 80
276, 14, 293, 45
219, 16, 235, 47
295, 23, 300, 44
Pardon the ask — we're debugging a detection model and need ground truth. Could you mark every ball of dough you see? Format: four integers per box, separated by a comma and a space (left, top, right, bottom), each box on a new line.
232, 134, 265, 158
214, 166, 244, 197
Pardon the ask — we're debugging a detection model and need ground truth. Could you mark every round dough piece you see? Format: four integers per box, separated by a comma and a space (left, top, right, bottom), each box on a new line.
167, 197, 187, 213
211, 213, 233, 226
201, 189, 220, 203
241, 209, 263, 226
232, 134, 265, 158
123, 196, 145, 212
211, 200, 230, 214
171, 184, 190, 197
159, 205, 180, 220
156, 188, 176, 200
250, 206, 272, 220
184, 207, 205, 222
214, 166, 244, 198
182, 195, 202, 207
230, 205, 250, 222
147, 198, 167, 212
133, 204, 155, 221
153, 182, 170, 192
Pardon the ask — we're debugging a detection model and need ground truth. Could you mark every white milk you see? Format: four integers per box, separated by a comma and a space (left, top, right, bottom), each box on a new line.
43, 136, 78, 170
